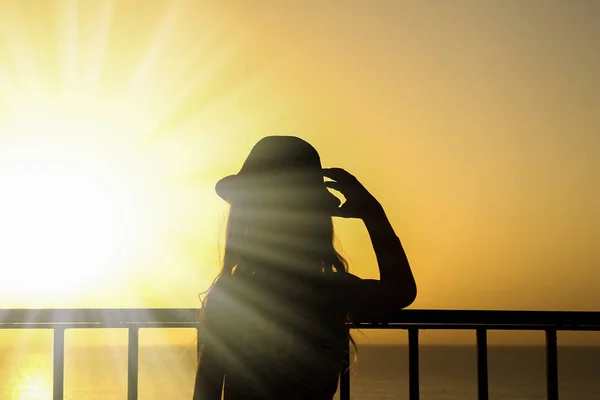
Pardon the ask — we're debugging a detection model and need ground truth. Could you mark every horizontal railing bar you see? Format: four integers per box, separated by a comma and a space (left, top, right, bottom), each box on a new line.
0, 308, 199, 324
351, 324, 600, 331
0, 323, 202, 329
1, 309, 599, 329
3, 323, 600, 331
356, 309, 600, 326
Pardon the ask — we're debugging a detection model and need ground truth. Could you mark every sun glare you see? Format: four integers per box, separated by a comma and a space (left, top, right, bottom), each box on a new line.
0, 129, 140, 296
0, 1, 239, 305
13, 367, 52, 400
0, 77, 221, 304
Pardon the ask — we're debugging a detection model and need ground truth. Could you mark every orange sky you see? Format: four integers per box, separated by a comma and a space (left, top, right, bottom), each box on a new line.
0, 1, 598, 345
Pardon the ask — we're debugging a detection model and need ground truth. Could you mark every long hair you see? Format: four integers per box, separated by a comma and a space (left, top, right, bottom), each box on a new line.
197, 201, 358, 367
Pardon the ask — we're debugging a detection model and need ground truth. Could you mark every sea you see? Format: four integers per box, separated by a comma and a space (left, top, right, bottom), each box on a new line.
0, 345, 599, 400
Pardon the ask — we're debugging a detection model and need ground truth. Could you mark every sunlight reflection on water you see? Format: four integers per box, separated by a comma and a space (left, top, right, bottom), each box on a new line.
11, 356, 52, 400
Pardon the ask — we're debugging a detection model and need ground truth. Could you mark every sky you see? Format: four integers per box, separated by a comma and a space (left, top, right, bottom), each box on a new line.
0, 1, 598, 345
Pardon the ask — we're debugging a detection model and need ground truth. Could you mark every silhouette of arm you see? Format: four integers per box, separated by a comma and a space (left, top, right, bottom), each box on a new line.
365, 206, 414, 285
330, 203, 417, 319
342, 205, 417, 316
322, 167, 416, 315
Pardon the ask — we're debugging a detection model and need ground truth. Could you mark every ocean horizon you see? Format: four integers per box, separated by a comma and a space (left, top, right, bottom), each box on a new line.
1, 344, 599, 399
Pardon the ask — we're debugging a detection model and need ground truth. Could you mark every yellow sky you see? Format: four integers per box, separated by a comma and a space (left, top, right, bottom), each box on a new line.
0, 1, 599, 345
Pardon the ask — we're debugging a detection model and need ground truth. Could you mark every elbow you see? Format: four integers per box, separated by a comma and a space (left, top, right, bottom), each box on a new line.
399, 281, 417, 309
383, 275, 417, 311
408, 285, 417, 307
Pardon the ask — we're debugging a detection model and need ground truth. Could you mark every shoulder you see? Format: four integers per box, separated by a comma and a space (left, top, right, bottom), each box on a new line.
316, 271, 363, 306
323, 271, 362, 287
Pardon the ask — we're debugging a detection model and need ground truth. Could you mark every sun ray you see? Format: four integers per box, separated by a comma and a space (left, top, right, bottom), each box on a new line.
0, 1, 247, 308
58, 0, 79, 102
0, 6, 40, 110
147, 41, 241, 124
79, 0, 117, 100
119, 2, 182, 109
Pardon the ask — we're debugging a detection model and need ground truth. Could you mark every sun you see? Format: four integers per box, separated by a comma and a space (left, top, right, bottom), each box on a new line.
0, 98, 222, 304
0, 1, 241, 306
0, 118, 141, 297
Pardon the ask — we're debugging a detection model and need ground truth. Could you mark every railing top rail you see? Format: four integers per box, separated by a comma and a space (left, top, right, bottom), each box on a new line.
1, 308, 599, 328
361, 309, 600, 327
0, 308, 199, 325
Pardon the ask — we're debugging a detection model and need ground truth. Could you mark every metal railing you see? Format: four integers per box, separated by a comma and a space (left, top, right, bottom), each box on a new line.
1, 308, 599, 400
345, 310, 600, 400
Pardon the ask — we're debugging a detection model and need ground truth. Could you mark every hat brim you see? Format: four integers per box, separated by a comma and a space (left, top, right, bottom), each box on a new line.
216, 174, 341, 210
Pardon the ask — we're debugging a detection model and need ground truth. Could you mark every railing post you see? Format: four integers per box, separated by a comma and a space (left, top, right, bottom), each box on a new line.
128, 327, 139, 400
408, 328, 420, 400
545, 329, 559, 400
340, 328, 351, 400
476, 328, 489, 400
53, 328, 65, 400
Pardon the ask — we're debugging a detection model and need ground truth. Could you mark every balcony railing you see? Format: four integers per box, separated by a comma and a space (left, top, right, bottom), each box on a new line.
1, 308, 599, 400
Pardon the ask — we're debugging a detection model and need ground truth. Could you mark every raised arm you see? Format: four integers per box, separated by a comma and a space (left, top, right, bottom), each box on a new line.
362, 205, 416, 306
323, 168, 417, 315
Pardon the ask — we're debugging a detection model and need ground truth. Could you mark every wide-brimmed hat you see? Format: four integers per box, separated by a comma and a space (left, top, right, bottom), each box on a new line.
215, 136, 340, 209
